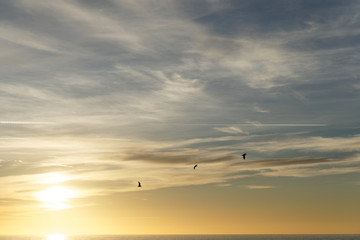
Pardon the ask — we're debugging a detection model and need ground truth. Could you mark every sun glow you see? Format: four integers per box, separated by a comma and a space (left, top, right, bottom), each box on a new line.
46, 234, 67, 240
37, 172, 73, 185
36, 186, 78, 210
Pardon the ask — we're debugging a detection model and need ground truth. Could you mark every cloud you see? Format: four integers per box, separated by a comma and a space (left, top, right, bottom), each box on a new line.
214, 126, 248, 135
253, 158, 335, 167
188, 36, 309, 89
125, 151, 235, 165
151, 71, 204, 102
13, 0, 144, 52
0, 25, 62, 53
242, 135, 360, 153
245, 185, 275, 190
228, 157, 345, 178
0, 0, 357, 131
41, 163, 73, 168
0, 121, 53, 125
253, 106, 269, 113
233, 154, 360, 178
1, 134, 360, 207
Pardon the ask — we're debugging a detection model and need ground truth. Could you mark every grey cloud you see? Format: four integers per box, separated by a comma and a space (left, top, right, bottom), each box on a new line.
195, 0, 359, 37
125, 151, 235, 164
242, 134, 360, 153
253, 106, 269, 113
214, 126, 248, 135
249, 157, 335, 167
226, 157, 338, 173
245, 185, 275, 189
0, 25, 63, 54
2, 0, 355, 133
288, 33, 360, 51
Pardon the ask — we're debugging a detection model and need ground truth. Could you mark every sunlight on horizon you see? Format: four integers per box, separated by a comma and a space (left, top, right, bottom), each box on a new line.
46, 234, 67, 240
35, 186, 78, 210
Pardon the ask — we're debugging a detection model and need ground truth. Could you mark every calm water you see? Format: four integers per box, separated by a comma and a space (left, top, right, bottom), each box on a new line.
1, 235, 359, 240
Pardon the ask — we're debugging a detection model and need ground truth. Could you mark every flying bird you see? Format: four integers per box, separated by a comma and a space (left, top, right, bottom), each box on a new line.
138, 181, 142, 187
242, 153, 247, 160
193, 164, 198, 170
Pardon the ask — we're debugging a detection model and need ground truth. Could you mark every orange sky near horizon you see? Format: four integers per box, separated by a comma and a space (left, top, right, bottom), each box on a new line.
2, 174, 360, 235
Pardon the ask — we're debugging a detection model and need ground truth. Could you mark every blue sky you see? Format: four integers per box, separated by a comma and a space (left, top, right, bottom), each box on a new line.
1, 0, 360, 234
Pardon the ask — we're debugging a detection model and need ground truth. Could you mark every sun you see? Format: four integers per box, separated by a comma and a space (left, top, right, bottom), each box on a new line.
35, 186, 78, 210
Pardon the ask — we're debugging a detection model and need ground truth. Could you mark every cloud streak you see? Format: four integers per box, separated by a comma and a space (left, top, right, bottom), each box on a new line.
245, 185, 275, 190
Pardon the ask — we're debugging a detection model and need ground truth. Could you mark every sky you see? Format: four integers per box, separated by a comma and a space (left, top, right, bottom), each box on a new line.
1, 0, 360, 235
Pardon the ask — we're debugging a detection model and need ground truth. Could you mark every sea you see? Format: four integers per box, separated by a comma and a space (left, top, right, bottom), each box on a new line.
0, 235, 359, 240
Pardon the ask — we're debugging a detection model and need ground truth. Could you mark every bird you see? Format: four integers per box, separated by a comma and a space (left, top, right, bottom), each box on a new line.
138, 181, 142, 187
242, 153, 247, 160
193, 164, 198, 170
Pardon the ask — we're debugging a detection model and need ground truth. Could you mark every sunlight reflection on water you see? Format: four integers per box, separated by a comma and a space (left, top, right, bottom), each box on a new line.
1, 235, 360, 240
46, 234, 66, 240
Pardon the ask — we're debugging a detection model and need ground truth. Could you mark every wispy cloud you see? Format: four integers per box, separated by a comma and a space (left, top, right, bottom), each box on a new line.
242, 135, 360, 153
214, 126, 248, 135
14, 0, 144, 52
246, 157, 335, 167
245, 185, 275, 190
253, 106, 269, 113
0, 25, 62, 53
0, 121, 53, 125
152, 72, 203, 102
353, 83, 360, 89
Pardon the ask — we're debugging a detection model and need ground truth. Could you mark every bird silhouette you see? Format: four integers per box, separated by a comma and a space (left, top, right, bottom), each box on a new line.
194, 164, 198, 170
242, 153, 247, 159
138, 181, 142, 187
